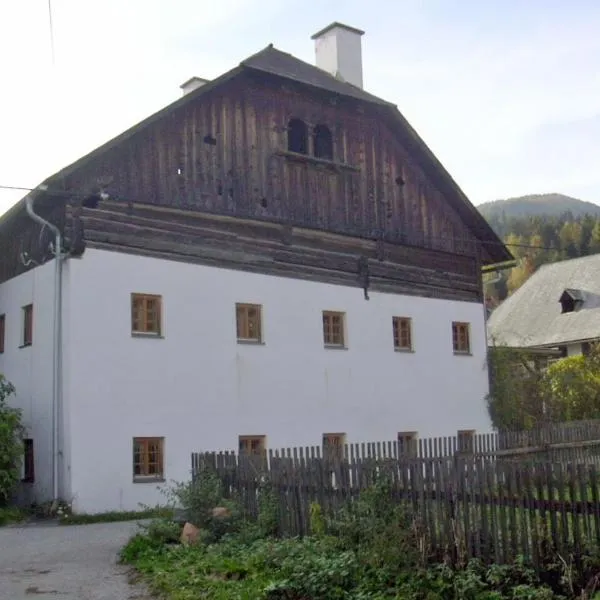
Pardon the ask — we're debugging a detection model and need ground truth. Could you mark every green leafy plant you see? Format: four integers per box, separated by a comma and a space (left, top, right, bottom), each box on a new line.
0, 376, 23, 506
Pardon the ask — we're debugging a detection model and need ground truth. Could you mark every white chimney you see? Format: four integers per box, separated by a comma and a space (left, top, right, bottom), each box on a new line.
311, 22, 365, 89
179, 76, 210, 96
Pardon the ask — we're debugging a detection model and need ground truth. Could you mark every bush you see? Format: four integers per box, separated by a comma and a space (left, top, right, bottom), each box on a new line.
0, 376, 23, 506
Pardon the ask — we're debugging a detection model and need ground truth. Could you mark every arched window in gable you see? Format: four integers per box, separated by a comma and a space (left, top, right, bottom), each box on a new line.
287, 118, 308, 154
313, 124, 333, 160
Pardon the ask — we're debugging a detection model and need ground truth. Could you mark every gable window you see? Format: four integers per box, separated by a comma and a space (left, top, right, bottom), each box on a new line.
457, 430, 475, 454
287, 118, 308, 154
22, 304, 33, 347
392, 317, 412, 351
239, 435, 266, 456
131, 294, 162, 336
313, 124, 333, 160
22, 439, 34, 483
559, 289, 584, 314
323, 311, 345, 347
452, 321, 470, 354
236, 303, 262, 343
0, 314, 4, 354
133, 437, 164, 480
397, 432, 418, 458
323, 433, 346, 461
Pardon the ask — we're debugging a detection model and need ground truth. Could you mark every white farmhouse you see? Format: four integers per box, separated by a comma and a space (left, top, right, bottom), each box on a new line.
0, 23, 511, 513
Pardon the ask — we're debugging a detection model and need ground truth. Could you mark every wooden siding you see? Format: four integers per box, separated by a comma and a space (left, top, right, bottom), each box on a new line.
67, 200, 481, 302
63, 74, 480, 260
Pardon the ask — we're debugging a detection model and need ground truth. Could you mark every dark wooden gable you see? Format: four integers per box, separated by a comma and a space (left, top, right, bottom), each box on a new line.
0, 45, 510, 297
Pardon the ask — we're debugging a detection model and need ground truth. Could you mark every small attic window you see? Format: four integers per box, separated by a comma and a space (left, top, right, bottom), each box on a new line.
559, 289, 584, 314
287, 118, 308, 154
313, 124, 333, 160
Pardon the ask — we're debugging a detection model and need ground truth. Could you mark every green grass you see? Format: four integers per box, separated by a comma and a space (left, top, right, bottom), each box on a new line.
0, 506, 29, 526
59, 507, 173, 525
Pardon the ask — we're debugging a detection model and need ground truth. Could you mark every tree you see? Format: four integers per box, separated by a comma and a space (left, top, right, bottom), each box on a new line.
0, 375, 23, 506
487, 344, 600, 430
539, 346, 600, 421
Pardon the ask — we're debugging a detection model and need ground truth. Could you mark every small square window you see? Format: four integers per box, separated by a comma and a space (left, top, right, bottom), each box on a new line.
22, 304, 33, 346
22, 438, 34, 483
131, 294, 162, 336
0, 314, 5, 354
236, 303, 262, 342
323, 311, 345, 347
457, 430, 475, 454
133, 437, 164, 480
397, 431, 418, 458
239, 435, 266, 456
392, 317, 412, 351
323, 433, 346, 461
452, 321, 470, 354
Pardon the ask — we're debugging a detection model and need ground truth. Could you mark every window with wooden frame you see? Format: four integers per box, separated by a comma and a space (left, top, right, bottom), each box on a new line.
392, 317, 412, 351
22, 439, 34, 483
322, 433, 346, 461
457, 430, 475, 454
0, 314, 5, 354
323, 311, 345, 347
131, 294, 162, 336
452, 321, 470, 354
22, 304, 33, 346
133, 437, 164, 480
397, 431, 418, 458
236, 303, 262, 343
238, 435, 266, 456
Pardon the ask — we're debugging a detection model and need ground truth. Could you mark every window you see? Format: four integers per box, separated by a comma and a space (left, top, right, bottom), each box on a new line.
323, 311, 345, 347
22, 304, 33, 346
131, 294, 162, 336
323, 433, 346, 461
452, 321, 470, 354
457, 430, 475, 454
133, 437, 164, 480
236, 303, 262, 342
392, 317, 412, 351
239, 435, 266, 456
22, 439, 34, 483
397, 432, 418, 458
313, 124, 333, 160
0, 314, 4, 354
287, 118, 308, 154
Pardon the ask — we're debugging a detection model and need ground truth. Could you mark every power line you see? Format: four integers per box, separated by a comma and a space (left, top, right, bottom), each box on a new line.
0, 182, 568, 253
48, 0, 56, 65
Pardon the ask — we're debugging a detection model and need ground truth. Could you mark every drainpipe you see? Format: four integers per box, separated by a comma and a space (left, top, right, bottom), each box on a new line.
25, 194, 63, 504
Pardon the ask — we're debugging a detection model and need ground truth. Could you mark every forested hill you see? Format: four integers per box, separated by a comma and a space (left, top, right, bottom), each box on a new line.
479, 193, 600, 225
477, 194, 600, 304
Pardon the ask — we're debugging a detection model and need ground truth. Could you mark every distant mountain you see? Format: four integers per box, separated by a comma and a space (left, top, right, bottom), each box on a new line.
478, 193, 600, 220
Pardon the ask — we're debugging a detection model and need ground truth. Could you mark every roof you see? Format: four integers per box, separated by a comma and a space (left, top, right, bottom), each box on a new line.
487, 254, 600, 348
1, 45, 510, 264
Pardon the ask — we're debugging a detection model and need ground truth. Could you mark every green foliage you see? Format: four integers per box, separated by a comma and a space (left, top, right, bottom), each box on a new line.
59, 506, 173, 525
539, 346, 600, 421
0, 375, 23, 506
0, 506, 28, 526
487, 344, 600, 429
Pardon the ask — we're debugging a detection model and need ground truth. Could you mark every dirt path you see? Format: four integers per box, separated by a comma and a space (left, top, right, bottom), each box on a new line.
0, 520, 150, 600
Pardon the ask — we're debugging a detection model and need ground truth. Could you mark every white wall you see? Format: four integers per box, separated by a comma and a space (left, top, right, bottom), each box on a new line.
66, 248, 491, 513
567, 343, 583, 357
0, 261, 56, 505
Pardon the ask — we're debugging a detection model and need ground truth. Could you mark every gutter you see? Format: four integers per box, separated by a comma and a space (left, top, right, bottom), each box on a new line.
25, 195, 63, 504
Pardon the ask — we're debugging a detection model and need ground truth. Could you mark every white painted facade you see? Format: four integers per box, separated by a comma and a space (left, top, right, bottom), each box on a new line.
0, 248, 491, 513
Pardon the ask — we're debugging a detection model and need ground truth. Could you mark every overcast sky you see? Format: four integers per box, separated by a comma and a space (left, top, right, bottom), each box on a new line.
0, 0, 598, 216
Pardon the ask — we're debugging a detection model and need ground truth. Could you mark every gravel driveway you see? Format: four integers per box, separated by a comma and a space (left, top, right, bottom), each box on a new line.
0, 520, 150, 600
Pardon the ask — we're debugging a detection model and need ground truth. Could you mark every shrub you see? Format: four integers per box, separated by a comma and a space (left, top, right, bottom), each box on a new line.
0, 376, 23, 506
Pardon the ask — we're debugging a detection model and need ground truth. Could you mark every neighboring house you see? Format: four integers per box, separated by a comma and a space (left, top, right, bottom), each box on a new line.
487, 254, 600, 358
0, 23, 511, 513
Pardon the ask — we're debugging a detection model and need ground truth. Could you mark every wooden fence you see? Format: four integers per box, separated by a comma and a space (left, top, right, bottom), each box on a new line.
191, 421, 600, 567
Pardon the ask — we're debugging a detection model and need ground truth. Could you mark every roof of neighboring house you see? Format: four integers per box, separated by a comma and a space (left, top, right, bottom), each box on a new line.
1, 45, 511, 264
487, 254, 600, 348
